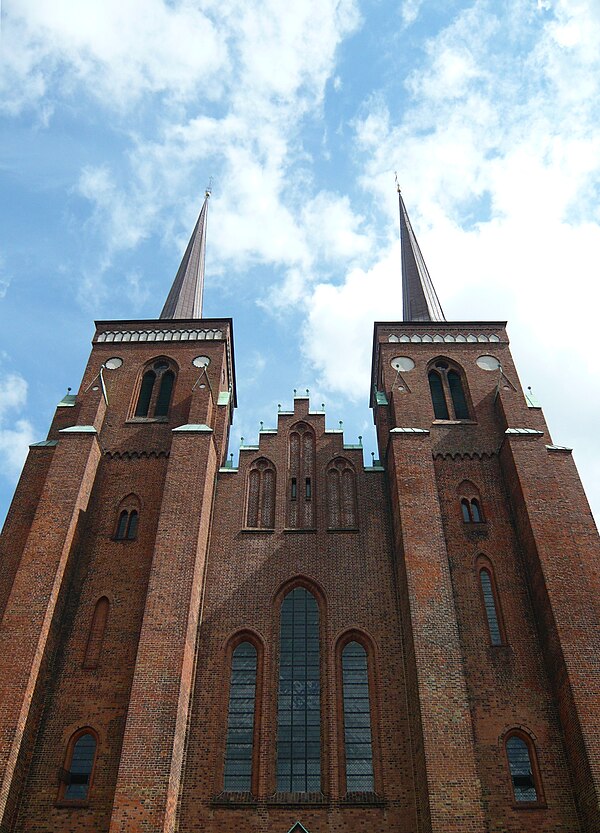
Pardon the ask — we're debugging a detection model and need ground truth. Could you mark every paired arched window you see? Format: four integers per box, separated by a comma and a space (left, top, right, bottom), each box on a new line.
134, 359, 176, 418
476, 558, 505, 646
428, 361, 470, 420
505, 732, 542, 804
287, 424, 316, 529
341, 641, 374, 792
327, 458, 358, 529
83, 597, 110, 669
115, 509, 139, 540
461, 498, 483, 523
277, 587, 321, 792
223, 641, 259, 792
246, 458, 276, 529
59, 729, 97, 801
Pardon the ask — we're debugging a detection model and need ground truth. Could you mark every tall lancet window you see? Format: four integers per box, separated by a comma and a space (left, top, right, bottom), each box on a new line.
327, 458, 357, 529
342, 641, 374, 792
246, 458, 276, 529
223, 641, 258, 792
277, 588, 321, 793
133, 358, 176, 419
428, 360, 471, 421
287, 423, 316, 529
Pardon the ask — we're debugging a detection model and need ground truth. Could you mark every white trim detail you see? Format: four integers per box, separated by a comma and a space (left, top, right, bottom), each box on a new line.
383, 332, 504, 344
96, 328, 223, 343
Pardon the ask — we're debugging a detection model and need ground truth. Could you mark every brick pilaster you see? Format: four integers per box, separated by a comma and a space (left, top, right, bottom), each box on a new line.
386, 431, 487, 833
109, 426, 218, 833
0, 427, 102, 831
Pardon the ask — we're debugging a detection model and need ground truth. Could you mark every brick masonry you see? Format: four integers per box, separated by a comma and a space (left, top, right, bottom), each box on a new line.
0, 317, 597, 833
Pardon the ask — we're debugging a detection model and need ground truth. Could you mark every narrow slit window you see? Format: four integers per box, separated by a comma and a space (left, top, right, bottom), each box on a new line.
461, 499, 471, 523
224, 642, 257, 792
154, 370, 175, 416
291, 478, 297, 500
63, 732, 97, 800
305, 478, 311, 500
428, 371, 449, 419
116, 510, 129, 539
470, 499, 482, 523
480, 568, 502, 646
342, 641, 374, 792
277, 588, 320, 793
127, 510, 139, 540
448, 370, 469, 419
506, 735, 538, 802
135, 370, 156, 417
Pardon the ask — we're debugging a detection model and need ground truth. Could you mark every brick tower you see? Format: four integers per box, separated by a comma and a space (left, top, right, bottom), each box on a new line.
0, 187, 598, 833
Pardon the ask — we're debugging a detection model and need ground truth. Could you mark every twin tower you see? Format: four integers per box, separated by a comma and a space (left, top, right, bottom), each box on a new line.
0, 191, 598, 833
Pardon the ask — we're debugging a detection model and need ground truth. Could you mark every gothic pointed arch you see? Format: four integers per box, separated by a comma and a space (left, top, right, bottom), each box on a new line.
326, 457, 358, 530
131, 356, 178, 419
58, 727, 99, 803
246, 457, 276, 529
287, 422, 316, 529
114, 493, 141, 541
475, 555, 506, 646
457, 480, 485, 524
427, 357, 472, 421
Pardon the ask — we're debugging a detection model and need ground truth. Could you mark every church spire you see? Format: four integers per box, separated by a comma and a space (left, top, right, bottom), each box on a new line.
397, 183, 445, 322
160, 189, 210, 320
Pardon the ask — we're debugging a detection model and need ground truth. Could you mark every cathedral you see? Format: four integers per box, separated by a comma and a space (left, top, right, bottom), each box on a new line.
0, 188, 598, 833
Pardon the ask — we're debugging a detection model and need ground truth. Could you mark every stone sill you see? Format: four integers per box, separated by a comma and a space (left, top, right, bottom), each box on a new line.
283, 528, 317, 534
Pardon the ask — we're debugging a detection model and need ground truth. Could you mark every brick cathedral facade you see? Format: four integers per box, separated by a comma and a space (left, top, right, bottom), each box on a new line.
0, 194, 599, 833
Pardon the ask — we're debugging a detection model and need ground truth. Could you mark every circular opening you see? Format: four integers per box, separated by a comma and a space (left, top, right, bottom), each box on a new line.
192, 355, 211, 368
476, 355, 500, 371
390, 356, 415, 372
104, 357, 123, 370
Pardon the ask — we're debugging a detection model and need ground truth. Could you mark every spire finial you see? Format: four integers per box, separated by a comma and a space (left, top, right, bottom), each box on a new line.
160, 188, 210, 320
397, 186, 445, 323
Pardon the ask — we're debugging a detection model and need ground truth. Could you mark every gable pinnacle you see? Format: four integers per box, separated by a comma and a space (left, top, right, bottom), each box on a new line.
160, 189, 210, 320
397, 183, 445, 322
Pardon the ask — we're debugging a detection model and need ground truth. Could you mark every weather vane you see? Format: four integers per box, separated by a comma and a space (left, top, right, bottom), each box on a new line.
394, 171, 401, 193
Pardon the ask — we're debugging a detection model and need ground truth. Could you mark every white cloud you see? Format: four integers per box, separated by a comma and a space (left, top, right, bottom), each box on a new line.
0, 372, 36, 480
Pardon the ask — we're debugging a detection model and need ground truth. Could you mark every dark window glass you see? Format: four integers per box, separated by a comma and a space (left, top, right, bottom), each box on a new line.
116, 510, 129, 539
428, 371, 449, 419
64, 733, 96, 800
135, 370, 155, 417
154, 370, 175, 416
342, 642, 374, 792
224, 642, 257, 791
461, 499, 471, 523
480, 569, 502, 645
291, 478, 297, 500
305, 478, 311, 499
277, 588, 320, 793
448, 370, 469, 419
506, 736, 537, 802
127, 510, 139, 540
470, 499, 482, 523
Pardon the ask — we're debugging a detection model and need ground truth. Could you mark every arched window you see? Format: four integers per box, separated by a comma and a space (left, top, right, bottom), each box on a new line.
428, 370, 449, 419
83, 597, 110, 669
461, 499, 471, 523
287, 424, 316, 529
277, 587, 320, 792
115, 509, 139, 540
223, 641, 258, 792
428, 360, 471, 420
327, 458, 357, 529
505, 733, 541, 803
477, 561, 504, 646
59, 730, 97, 801
246, 458, 276, 529
470, 499, 482, 523
342, 641, 374, 792
458, 483, 485, 524
133, 359, 176, 419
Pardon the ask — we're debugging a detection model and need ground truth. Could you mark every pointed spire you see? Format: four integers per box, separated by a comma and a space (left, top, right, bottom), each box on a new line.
397, 182, 445, 322
160, 189, 210, 320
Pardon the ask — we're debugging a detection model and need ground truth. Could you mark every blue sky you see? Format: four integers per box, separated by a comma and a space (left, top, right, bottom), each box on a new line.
1, 0, 599, 526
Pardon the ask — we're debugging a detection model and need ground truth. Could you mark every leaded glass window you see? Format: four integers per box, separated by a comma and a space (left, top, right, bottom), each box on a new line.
224, 642, 257, 791
480, 569, 502, 645
448, 370, 469, 419
428, 371, 449, 419
342, 642, 374, 792
277, 588, 320, 793
64, 732, 96, 800
506, 735, 537, 802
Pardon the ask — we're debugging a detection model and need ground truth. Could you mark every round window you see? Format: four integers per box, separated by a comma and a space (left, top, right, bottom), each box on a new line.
192, 355, 211, 368
476, 355, 500, 371
390, 356, 415, 372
